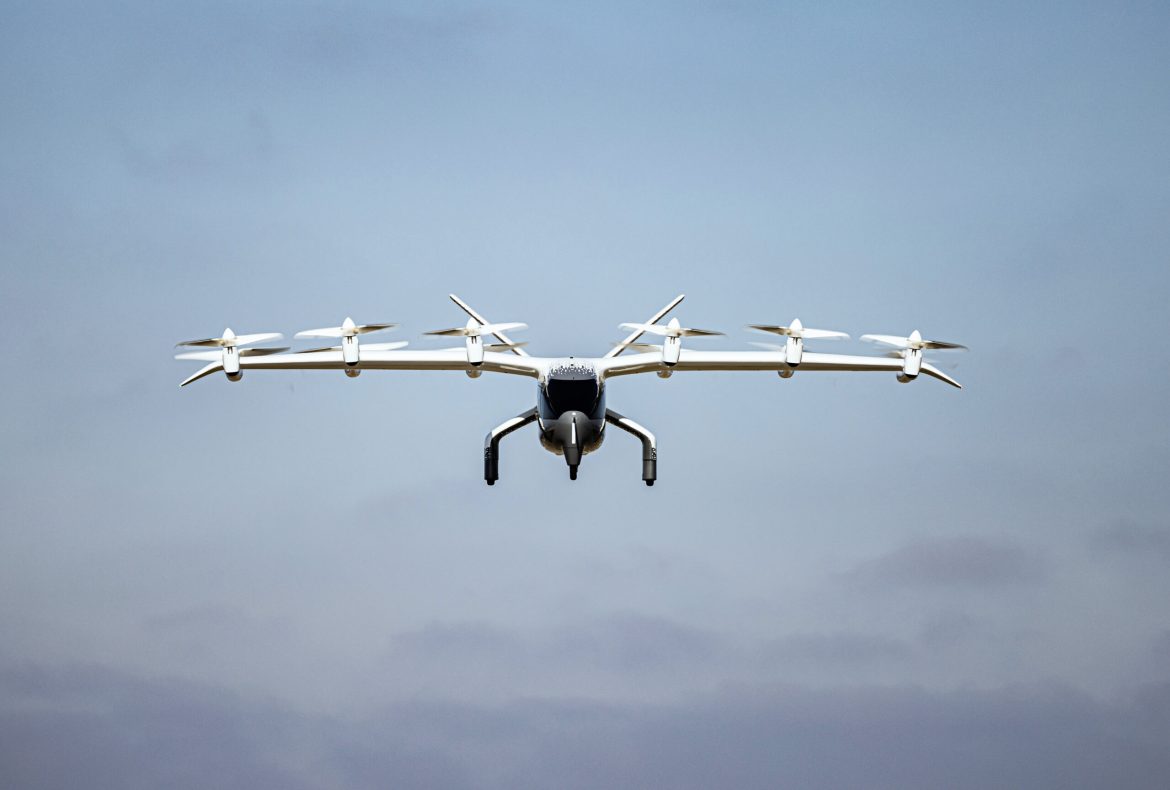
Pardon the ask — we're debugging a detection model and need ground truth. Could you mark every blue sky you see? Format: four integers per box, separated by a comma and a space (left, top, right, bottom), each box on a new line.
2, 2, 1169, 787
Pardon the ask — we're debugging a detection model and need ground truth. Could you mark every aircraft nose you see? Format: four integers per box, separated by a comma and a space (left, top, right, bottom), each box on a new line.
554, 411, 594, 475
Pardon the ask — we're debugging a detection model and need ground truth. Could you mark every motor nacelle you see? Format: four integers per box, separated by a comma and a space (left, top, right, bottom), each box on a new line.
747, 318, 848, 372
295, 317, 399, 372
617, 316, 723, 370
785, 334, 803, 366
663, 334, 681, 366
898, 348, 922, 383
860, 329, 967, 384
174, 328, 286, 385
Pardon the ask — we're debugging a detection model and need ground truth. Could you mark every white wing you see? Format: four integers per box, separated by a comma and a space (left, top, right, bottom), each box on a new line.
598, 349, 962, 388
178, 348, 543, 386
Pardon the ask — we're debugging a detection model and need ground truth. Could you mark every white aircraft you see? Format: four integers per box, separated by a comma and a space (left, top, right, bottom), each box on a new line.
176, 294, 964, 485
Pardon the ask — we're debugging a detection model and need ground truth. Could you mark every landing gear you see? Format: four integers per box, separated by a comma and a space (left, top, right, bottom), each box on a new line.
605, 409, 657, 486
483, 408, 538, 485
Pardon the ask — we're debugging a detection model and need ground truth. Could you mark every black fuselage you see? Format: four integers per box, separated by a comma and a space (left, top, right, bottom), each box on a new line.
537, 364, 606, 466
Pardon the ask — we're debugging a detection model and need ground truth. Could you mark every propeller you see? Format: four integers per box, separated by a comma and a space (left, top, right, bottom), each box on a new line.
745, 318, 844, 368
612, 342, 662, 353
860, 330, 966, 383
426, 320, 528, 369
174, 328, 285, 385
175, 328, 283, 349
175, 346, 289, 361
294, 341, 409, 354
618, 321, 722, 338
429, 342, 528, 353
615, 317, 721, 367
747, 318, 848, 341
424, 322, 527, 338
294, 317, 397, 339
860, 330, 967, 351
293, 317, 400, 368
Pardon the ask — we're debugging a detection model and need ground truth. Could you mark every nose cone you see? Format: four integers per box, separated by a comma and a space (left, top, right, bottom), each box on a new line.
553, 411, 595, 476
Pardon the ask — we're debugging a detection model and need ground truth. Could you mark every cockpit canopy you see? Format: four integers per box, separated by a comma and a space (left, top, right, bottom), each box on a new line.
542, 376, 601, 418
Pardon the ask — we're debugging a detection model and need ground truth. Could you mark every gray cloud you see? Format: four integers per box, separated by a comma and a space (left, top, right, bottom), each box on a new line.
384, 614, 724, 682
759, 632, 911, 666
849, 536, 1044, 589
917, 610, 981, 648
3, 658, 1170, 790
1092, 521, 1170, 562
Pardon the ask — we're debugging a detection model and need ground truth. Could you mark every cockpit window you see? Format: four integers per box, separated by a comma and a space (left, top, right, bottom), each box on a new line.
544, 378, 600, 415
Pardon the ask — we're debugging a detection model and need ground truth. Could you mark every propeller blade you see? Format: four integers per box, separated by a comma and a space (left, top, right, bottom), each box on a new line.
748, 324, 847, 340
293, 340, 408, 354
619, 323, 723, 338
239, 346, 289, 356
174, 350, 222, 361
860, 334, 912, 349
484, 342, 528, 352
618, 322, 665, 336
425, 322, 527, 337
352, 323, 397, 335
861, 334, 967, 351
175, 337, 230, 348
295, 327, 345, 339
611, 341, 662, 352
231, 332, 283, 347
175, 331, 282, 348
800, 328, 850, 340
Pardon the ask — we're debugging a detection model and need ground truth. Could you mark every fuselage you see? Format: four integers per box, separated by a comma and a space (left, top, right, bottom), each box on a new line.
536, 359, 606, 460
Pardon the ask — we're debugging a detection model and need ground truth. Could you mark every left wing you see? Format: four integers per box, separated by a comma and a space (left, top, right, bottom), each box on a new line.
598, 349, 962, 388
178, 348, 543, 386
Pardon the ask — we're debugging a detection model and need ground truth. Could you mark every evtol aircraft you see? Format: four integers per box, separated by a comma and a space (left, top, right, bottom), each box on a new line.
176, 294, 964, 485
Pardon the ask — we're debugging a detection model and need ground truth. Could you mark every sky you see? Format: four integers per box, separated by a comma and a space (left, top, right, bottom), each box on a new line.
1, 0, 1169, 787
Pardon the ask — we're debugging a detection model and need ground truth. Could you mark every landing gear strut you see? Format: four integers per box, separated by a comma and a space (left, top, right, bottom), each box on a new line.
483, 408, 538, 485
605, 408, 657, 486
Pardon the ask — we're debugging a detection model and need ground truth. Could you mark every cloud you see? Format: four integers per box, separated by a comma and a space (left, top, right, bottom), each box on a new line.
2, 658, 1169, 790
759, 632, 911, 666
1091, 521, 1170, 562
849, 536, 1044, 588
382, 614, 725, 698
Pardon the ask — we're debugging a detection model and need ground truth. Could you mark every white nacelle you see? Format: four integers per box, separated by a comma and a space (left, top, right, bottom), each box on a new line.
466, 334, 484, 366
342, 334, 360, 365
662, 335, 681, 366
223, 346, 241, 380
898, 348, 922, 383
785, 336, 803, 367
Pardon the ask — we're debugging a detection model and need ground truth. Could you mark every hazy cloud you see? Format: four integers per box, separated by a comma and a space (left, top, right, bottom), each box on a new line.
850, 536, 1044, 589
3, 658, 1170, 790
759, 632, 910, 666
1091, 521, 1170, 562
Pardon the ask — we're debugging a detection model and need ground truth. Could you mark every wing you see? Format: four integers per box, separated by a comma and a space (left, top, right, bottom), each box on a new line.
177, 348, 543, 386
597, 350, 962, 388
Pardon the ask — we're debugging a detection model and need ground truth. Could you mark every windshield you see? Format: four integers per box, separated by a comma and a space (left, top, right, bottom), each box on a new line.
544, 377, 600, 416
